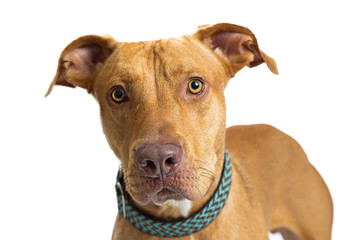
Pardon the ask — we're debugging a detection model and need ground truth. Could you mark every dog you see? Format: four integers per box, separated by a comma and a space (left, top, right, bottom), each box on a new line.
46, 23, 333, 240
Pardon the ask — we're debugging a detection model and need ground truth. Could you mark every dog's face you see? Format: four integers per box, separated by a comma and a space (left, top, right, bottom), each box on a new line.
46, 23, 277, 206
95, 38, 228, 205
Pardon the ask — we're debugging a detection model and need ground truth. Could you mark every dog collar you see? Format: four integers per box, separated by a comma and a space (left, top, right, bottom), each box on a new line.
115, 149, 232, 238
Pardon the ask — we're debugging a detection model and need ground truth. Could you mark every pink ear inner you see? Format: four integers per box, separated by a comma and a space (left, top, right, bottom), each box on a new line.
210, 32, 251, 57
64, 44, 104, 75
57, 44, 105, 89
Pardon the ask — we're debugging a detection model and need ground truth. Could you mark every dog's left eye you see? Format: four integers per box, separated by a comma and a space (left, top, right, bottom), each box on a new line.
187, 78, 204, 94
111, 87, 126, 103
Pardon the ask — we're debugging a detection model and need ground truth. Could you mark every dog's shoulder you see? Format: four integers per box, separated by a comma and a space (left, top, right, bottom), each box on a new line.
225, 124, 285, 145
225, 124, 302, 162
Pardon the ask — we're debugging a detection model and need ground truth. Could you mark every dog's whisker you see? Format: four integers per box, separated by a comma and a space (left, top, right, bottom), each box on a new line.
197, 166, 213, 172
199, 174, 214, 180
199, 169, 215, 176
195, 185, 202, 199
197, 166, 215, 178
194, 159, 207, 164
200, 171, 214, 176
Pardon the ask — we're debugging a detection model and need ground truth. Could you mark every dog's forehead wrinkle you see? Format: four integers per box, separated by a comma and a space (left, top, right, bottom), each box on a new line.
153, 40, 163, 105
143, 40, 180, 109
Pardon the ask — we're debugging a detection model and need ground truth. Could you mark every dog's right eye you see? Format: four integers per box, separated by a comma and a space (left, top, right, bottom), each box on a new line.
111, 87, 126, 103
187, 78, 204, 95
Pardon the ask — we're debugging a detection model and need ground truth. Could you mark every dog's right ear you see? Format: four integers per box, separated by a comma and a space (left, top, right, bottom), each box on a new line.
45, 35, 117, 97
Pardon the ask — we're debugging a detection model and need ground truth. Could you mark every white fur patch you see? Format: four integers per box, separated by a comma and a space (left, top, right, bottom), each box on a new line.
214, 47, 225, 57
268, 232, 284, 240
167, 199, 192, 218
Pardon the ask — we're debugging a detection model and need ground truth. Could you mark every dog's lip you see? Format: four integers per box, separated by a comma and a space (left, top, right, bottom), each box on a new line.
127, 178, 185, 205
127, 166, 214, 204
153, 187, 184, 204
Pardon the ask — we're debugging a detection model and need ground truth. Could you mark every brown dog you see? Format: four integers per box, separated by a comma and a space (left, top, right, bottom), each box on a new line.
46, 23, 333, 240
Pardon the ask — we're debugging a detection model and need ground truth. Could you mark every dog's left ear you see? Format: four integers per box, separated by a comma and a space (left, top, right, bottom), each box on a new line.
194, 23, 278, 76
45, 35, 117, 97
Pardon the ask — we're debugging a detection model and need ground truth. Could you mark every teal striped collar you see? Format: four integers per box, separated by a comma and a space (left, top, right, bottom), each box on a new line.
115, 150, 232, 238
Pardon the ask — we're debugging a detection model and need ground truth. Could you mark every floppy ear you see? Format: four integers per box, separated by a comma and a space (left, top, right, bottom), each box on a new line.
45, 35, 117, 97
194, 23, 278, 76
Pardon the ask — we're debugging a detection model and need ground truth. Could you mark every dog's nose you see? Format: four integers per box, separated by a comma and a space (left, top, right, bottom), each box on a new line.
136, 144, 183, 178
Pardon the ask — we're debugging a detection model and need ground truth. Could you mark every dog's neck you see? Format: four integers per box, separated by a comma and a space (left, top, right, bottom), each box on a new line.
133, 146, 226, 221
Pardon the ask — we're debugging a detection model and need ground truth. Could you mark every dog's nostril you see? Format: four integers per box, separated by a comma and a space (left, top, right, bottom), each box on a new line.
165, 157, 179, 165
140, 159, 156, 170
146, 160, 156, 170
165, 157, 173, 165
138, 159, 156, 169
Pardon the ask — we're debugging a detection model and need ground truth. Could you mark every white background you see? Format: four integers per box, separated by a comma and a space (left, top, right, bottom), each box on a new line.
0, 0, 359, 239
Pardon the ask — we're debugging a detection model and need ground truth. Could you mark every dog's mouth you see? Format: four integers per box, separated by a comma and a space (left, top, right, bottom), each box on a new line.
126, 177, 189, 205
152, 188, 184, 205
125, 171, 214, 206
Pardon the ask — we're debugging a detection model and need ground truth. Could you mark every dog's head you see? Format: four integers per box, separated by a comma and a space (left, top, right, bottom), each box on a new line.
47, 23, 277, 206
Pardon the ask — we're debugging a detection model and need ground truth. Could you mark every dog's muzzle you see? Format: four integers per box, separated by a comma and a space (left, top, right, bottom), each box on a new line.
115, 149, 232, 238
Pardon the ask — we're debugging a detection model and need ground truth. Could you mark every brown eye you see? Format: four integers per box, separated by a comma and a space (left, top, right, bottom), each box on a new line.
187, 78, 204, 94
111, 87, 126, 103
